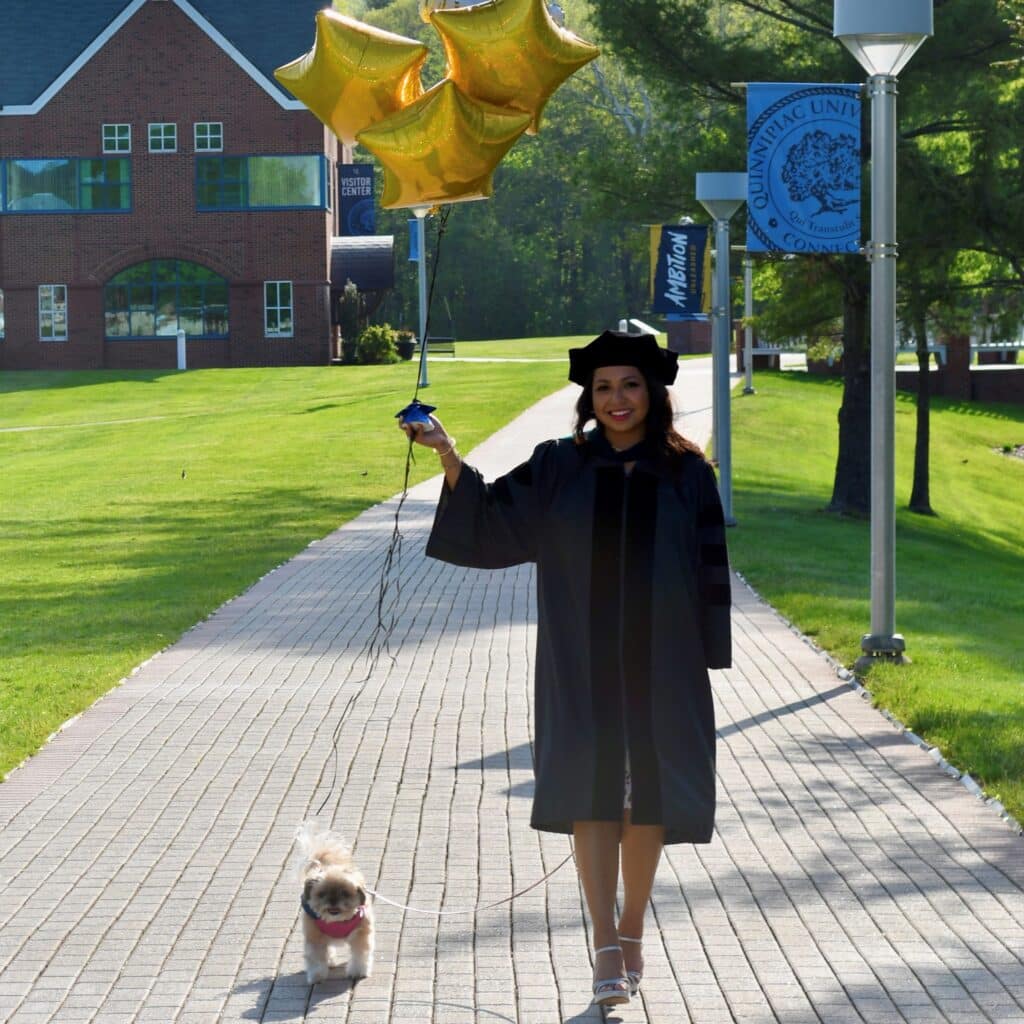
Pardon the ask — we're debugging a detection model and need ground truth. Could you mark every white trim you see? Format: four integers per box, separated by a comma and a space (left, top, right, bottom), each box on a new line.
148, 122, 178, 153
1, 0, 304, 116
264, 280, 294, 339
38, 285, 68, 342
102, 122, 132, 154
2, 0, 146, 116
173, 0, 305, 109
194, 121, 224, 152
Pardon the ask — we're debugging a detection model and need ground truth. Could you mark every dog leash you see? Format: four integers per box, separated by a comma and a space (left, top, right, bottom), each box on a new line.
312, 207, 576, 915
364, 847, 575, 917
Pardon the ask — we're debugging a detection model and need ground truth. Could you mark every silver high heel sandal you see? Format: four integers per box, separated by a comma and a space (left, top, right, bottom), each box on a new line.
619, 935, 643, 996
592, 944, 630, 1007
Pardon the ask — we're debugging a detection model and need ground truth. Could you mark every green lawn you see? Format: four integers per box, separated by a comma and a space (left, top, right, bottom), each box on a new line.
0, 358, 566, 779
451, 334, 706, 360
451, 335, 589, 358
729, 372, 1024, 822
6, 359, 1022, 827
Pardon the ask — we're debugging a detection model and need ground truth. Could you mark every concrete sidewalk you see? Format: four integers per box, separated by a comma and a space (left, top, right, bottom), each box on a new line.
1, 358, 1023, 1024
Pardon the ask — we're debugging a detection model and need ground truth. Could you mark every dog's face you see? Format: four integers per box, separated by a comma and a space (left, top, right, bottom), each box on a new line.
303, 864, 366, 922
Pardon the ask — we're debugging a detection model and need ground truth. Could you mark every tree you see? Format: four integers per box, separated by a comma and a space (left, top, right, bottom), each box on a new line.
357, 0, 654, 340
587, 0, 1023, 517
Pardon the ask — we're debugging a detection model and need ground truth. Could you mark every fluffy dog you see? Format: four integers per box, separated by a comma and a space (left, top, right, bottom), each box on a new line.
295, 822, 374, 984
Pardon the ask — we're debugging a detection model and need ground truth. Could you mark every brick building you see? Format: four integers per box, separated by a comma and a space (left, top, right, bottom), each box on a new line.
0, 0, 390, 370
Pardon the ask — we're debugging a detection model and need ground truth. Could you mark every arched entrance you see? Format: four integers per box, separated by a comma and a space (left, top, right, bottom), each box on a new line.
104, 259, 229, 339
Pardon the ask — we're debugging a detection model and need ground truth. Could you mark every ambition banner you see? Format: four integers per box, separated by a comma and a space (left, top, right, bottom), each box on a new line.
746, 83, 861, 254
649, 225, 711, 317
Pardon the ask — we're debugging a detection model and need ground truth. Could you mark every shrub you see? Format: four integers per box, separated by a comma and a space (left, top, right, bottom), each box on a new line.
356, 323, 399, 365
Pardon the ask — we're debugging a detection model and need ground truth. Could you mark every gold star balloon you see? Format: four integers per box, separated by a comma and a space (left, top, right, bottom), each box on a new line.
419, 0, 486, 22
274, 10, 429, 146
356, 80, 531, 209
428, 0, 599, 133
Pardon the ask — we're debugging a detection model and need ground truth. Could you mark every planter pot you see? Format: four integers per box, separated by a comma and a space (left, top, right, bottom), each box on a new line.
396, 338, 415, 361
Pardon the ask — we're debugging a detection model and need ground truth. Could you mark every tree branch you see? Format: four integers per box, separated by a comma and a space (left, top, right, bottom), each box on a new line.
730, 0, 833, 38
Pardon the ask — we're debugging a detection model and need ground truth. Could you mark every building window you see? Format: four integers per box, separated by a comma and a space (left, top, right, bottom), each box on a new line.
194, 122, 223, 152
39, 285, 68, 341
264, 282, 293, 338
5, 158, 130, 212
102, 124, 131, 153
80, 160, 131, 210
197, 155, 326, 210
148, 123, 177, 153
104, 260, 229, 339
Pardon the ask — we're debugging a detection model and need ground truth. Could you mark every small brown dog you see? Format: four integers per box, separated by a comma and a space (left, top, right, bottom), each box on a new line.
295, 822, 375, 984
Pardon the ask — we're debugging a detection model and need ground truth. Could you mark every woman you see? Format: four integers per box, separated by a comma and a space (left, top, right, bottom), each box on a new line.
400, 330, 731, 1008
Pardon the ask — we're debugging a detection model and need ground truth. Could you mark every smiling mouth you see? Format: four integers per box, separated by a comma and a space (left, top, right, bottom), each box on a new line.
608, 410, 632, 420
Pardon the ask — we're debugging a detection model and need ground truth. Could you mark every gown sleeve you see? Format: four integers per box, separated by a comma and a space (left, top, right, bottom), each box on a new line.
425, 441, 553, 569
695, 459, 732, 669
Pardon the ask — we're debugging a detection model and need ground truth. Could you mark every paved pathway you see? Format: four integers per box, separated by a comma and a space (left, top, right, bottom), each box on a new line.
1, 358, 1023, 1023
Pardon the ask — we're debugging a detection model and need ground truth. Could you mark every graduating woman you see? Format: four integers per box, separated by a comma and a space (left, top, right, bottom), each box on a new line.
400, 330, 731, 1008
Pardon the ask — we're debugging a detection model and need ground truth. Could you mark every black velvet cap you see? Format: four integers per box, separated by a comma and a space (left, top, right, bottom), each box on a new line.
568, 330, 678, 386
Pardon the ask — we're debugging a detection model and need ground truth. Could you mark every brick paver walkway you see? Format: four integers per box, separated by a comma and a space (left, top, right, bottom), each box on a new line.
1, 359, 1022, 1023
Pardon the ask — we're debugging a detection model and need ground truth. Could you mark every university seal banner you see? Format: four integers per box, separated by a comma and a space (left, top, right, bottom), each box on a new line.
747, 83, 861, 254
650, 225, 711, 316
340, 163, 375, 236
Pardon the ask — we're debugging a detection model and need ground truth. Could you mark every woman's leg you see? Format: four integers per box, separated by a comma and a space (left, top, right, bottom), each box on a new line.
573, 820, 626, 987
618, 811, 664, 978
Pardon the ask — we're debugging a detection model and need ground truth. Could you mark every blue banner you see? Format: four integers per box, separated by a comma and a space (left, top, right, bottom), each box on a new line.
339, 163, 375, 236
650, 225, 710, 316
747, 84, 861, 254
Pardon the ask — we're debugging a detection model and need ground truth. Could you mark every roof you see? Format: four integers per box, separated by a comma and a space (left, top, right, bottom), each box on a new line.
330, 236, 395, 293
0, 0, 323, 113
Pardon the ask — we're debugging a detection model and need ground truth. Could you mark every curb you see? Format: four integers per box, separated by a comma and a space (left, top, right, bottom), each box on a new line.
734, 570, 1023, 838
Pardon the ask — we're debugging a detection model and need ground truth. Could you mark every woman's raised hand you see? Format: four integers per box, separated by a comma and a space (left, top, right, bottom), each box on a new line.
399, 413, 451, 451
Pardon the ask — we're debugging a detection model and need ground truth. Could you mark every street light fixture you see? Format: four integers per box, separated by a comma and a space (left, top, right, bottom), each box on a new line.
696, 171, 747, 527
833, 0, 933, 667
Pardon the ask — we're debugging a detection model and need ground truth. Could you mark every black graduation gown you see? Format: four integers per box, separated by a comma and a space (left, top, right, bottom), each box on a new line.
425, 429, 731, 845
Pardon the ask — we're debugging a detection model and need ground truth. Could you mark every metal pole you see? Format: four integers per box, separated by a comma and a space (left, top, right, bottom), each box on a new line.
176, 328, 186, 371
743, 254, 755, 394
862, 73, 904, 660
710, 250, 720, 465
713, 217, 735, 525
415, 209, 429, 389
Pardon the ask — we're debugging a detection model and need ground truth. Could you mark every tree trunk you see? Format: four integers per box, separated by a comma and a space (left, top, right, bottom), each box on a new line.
827, 274, 871, 516
908, 314, 936, 515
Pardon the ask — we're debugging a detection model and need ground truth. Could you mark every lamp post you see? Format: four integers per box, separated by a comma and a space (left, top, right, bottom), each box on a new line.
834, 0, 933, 667
734, 246, 755, 395
696, 171, 747, 527
413, 206, 430, 389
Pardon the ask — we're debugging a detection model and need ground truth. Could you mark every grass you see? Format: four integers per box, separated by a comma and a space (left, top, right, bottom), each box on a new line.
450, 334, 708, 361
454, 335, 579, 358
729, 372, 1024, 822
7, 354, 1022, 827
0, 356, 569, 779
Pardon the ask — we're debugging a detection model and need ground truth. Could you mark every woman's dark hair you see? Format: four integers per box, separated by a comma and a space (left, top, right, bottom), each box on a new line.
573, 369, 705, 463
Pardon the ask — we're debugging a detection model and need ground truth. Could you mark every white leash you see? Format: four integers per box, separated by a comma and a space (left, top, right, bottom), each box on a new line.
365, 849, 575, 917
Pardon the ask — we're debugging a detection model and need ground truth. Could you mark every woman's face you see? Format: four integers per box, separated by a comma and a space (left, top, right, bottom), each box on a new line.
591, 365, 650, 448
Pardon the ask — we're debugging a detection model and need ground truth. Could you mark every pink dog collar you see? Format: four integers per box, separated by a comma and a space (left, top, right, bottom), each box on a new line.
303, 900, 367, 939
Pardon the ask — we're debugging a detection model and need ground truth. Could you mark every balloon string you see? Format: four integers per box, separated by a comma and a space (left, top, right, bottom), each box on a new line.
314, 205, 454, 817
413, 205, 454, 403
